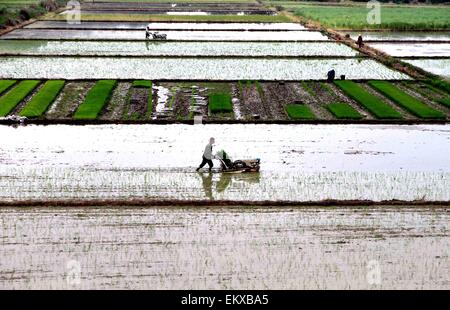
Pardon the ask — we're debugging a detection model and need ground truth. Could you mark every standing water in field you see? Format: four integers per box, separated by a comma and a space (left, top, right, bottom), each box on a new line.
0, 124, 448, 202
0, 57, 409, 80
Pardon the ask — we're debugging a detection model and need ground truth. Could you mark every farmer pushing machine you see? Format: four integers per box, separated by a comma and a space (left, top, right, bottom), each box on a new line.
145, 24, 167, 40
196, 138, 260, 174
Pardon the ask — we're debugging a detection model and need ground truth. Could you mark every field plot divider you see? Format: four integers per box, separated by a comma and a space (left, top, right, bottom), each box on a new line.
0, 54, 366, 60
0, 39, 331, 43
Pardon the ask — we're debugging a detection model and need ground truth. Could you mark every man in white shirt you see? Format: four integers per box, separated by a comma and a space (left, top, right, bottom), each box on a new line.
196, 137, 215, 172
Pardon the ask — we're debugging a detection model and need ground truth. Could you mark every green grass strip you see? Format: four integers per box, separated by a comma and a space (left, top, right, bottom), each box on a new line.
0, 80, 40, 117
209, 93, 233, 114
73, 80, 117, 120
326, 103, 362, 120
43, 13, 291, 23
19, 80, 65, 118
133, 80, 152, 88
368, 81, 445, 119
0, 80, 16, 96
285, 104, 315, 120
334, 80, 402, 119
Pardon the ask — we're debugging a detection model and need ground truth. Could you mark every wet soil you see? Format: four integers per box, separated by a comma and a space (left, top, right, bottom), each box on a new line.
3, 81, 447, 123
259, 82, 301, 120
45, 81, 94, 120
99, 82, 132, 121
169, 83, 193, 120
239, 81, 266, 120
299, 81, 335, 120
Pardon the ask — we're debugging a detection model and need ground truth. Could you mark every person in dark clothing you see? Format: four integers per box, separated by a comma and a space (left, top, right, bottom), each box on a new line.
327, 69, 335, 83
357, 34, 364, 48
145, 25, 151, 40
196, 137, 215, 172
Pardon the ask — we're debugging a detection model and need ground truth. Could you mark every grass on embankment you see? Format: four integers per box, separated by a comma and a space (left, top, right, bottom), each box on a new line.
42, 13, 291, 23
132, 80, 153, 118
19, 80, 64, 118
334, 80, 402, 119
0, 80, 40, 117
326, 103, 362, 120
368, 81, 446, 120
209, 93, 233, 114
0, 0, 64, 29
0, 80, 16, 96
285, 104, 315, 120
73, 80, 116, 120
293, 4, 450, 30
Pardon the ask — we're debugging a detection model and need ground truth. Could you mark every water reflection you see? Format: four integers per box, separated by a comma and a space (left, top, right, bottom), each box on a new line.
199, 172, 261, 200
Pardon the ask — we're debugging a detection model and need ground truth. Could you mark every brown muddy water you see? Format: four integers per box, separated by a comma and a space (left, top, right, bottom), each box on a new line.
0, 206, 448, 289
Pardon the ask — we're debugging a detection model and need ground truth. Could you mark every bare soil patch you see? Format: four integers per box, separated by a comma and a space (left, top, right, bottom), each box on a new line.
99, 81, 132, 121
126, 87, 149, 120
45, 81, 94, 120
360, 82, 418, 120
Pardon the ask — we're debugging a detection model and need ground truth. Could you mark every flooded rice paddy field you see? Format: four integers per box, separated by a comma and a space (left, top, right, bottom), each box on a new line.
0, 57, 408, 80
346, 31, 450, 42
0, 41, 358, 57
343, 31, 450, 77
24, 21, 307, 31
0, 124, 449, 202
369, 43, 450, 58
403, 59, 450, 78
0, 206, 448, 289
1, 29, 328, 41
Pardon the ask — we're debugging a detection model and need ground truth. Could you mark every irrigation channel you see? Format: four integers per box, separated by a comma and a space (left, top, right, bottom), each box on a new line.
0, 124, 449, 203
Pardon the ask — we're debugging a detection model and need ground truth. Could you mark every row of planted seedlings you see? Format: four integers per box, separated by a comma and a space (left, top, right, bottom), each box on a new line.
0, 79, 449, 121
236, 79, 450, 121
0, 79, 236, 121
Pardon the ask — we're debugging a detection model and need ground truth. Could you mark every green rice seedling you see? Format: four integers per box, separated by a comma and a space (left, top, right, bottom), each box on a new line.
209, 93, 233, 114
0, 80, 40, 116
326, 103, 362, 120
368, 81, 445, 119
285, 104, 315, 120
437, 98, 450, 109
19, 80, 65, 118
334, 80, 402, 119
132, 80, 152, 88
73, 80, 116, 120
0, 80, 16, 96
